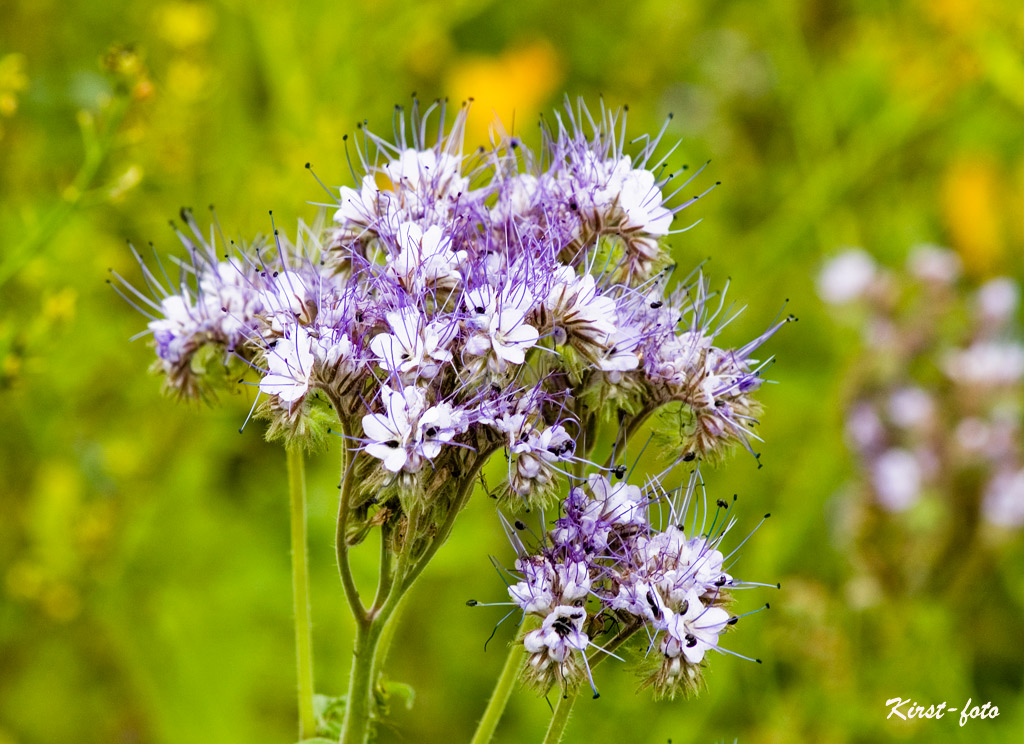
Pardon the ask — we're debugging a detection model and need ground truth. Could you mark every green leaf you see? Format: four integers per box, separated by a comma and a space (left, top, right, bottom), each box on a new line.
382, 680, 415, 711
312, 693, 347, 739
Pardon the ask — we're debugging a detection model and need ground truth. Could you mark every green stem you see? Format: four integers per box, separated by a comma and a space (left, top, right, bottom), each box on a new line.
339, 452, 496, 744
287, 444, 317, 739
541, 624, 639, 744
469, 616, 539, 744
400, 449, 497, 593
340, 616, 389, 744
1, 97, 129, 289
602, 402, 659, 471
541, 689, 579, 744
335, 430, 368, 626
340, 555, 410, 744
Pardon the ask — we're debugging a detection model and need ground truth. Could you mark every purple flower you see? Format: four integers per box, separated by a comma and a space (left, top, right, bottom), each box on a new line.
259, 325, 315, 408
361, 384, 466, 473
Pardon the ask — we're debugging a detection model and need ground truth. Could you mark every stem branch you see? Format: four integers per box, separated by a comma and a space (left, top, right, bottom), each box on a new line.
335, 428, 368, 627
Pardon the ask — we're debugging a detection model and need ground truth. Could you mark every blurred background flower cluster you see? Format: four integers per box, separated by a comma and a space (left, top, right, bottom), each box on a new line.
1, 1, 1023, 742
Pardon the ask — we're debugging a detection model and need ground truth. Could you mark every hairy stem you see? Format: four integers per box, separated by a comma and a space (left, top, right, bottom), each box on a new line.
469, 616, 539, 744
335, 429, 368, 627
339, 619, 386, 744
541, 689, 579, 744
287, 444, 317, 739
540, 624, 639, 744
340, 450, 495, 744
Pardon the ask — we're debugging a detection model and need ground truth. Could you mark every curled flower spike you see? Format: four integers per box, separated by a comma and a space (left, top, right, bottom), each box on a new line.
483, 467, 773, 700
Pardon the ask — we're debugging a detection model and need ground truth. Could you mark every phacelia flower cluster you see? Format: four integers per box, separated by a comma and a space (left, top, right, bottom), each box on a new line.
117, 99, 785, 514
820, 245, 1024, 528
484, 470, 770, 699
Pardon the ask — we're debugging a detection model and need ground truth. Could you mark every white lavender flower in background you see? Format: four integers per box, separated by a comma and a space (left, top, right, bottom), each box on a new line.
817, 248, 878, 305
977, 277, 1019, 329
983, 469, 1024, 529
907, 243, 961, 285
823, 242, 1024, 600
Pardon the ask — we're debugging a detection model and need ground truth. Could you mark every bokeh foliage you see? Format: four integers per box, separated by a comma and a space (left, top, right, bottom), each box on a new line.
2, 0, 1023, 742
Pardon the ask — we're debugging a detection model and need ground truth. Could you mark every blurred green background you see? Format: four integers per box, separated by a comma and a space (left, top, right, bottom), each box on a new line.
2, 0, 1024, 742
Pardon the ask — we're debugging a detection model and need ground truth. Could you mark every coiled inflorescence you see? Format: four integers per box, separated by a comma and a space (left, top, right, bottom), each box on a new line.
488, 470, 772, 700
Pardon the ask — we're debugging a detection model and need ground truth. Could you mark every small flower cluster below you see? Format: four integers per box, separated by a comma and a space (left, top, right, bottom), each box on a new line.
490, 471, 768, 699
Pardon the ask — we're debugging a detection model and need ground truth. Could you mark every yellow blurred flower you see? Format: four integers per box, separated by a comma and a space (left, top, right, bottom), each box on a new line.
941, 156, 1005, 276
0, 53, 28, 137
920, 0, 987, 35
5, 561, 45, 601
447, 41, 563, 149
167, 58, 213, 101
154, 1, 217, 49
43, 287, 77, 324
42, 582, 82, 622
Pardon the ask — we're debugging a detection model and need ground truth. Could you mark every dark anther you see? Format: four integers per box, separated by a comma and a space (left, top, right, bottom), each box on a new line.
646, 589, 662, 619
385, 440, 400, 449
552, 617, 574, 637
716, 498, 728, 509
612, 465, 627, 479
466, 599, 478, 606
682, 452, 696, 462
650, 301, 663, 309
425, 426, 437, 438
727, 616, 739, 625
685, 634, 697, 648
514, 519, 527, 530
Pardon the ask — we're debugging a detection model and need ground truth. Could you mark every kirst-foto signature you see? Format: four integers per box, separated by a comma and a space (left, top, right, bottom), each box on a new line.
886, 697, 1000, 726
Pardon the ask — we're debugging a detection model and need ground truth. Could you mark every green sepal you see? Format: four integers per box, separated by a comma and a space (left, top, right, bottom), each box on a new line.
188, 341, 243, 385
261, 391, 335, 453
653, 400, 698, 451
